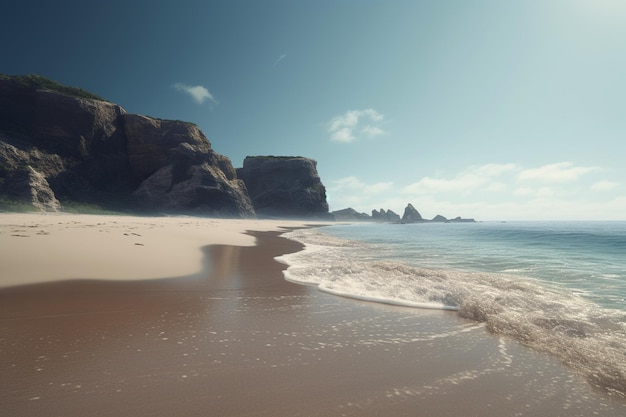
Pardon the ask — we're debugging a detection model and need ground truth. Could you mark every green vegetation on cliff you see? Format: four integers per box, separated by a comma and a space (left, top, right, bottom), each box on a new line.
0, 73, 105, 101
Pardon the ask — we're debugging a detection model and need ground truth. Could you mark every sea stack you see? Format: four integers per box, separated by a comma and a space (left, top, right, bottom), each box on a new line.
401, 203, 423, 223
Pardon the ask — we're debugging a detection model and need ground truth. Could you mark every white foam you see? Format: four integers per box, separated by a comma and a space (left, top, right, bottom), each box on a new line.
279, 227, 626, 398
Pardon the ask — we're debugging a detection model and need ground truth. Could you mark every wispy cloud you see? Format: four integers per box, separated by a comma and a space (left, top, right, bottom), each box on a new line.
591, 180, 619, 191
327, 176, 395, 211
173, 82, 217, 105
272, 53, 287, 68
517, 162, 596, 183
327, 109, 386, 143
330, 176, 394, 195
402, 163, 518, 195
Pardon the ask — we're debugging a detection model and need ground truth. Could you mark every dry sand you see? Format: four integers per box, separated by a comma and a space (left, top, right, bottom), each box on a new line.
0, 213, 315, 287
1, 213, 625, 416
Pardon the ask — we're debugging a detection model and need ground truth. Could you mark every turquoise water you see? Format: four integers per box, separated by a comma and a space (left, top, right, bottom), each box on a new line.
319, 221, 626, 309
278, 221, 626, 397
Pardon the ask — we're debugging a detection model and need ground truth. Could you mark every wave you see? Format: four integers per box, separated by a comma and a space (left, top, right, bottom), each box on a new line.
277, 228, 626, 399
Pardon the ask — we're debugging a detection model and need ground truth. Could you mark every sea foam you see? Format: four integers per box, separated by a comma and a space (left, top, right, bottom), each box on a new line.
277, 227, 626, 398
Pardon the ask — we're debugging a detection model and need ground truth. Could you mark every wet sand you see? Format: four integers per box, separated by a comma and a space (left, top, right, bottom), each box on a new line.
1, 222, 625, 416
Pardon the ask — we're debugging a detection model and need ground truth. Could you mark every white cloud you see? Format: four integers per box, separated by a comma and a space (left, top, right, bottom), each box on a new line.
591, 180, 619, 191
173, 82, 217, 105
327, 176, 395, 211
514, 187, 534, 196
329, 176, 393, 195
327, 109, 386, 143
330, 128, 355, 143
517, 162, 596, 183
402, 163, 518, 195
536, 187, 555, 198
361, 125, 386, 138
474, 163, 519, 176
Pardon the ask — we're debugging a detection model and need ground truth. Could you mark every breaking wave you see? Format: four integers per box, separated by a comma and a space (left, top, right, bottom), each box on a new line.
276, 227, 626, 398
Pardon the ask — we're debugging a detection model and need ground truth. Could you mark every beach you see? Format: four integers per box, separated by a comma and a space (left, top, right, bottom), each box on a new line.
1, 213, 625, 416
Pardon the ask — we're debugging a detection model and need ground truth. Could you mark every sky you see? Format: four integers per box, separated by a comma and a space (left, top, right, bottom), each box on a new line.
1, 0, 625, 220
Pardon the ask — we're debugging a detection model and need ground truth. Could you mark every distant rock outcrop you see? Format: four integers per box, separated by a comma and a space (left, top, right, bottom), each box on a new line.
237, 156, 329, 218
372, 208, 401, 222
332, 207, 370, 221
450, 216, 476, 223
0, 74, 254, 217
401, 203, 423, 223
331, 204, 476, 223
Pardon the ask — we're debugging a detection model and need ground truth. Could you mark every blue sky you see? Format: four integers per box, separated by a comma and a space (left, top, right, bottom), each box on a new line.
2, 0, 625, 220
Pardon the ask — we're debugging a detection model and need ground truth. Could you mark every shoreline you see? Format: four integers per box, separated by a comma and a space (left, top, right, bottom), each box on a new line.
0, 212, 323, 288
1, 213, 625, 416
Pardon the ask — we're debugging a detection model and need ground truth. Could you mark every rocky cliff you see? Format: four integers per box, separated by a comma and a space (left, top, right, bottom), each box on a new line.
237, 156, 329, 218
0, 74, 254, 217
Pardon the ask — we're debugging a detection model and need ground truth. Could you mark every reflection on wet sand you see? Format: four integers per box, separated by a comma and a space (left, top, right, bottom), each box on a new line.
2, 231, 625, 417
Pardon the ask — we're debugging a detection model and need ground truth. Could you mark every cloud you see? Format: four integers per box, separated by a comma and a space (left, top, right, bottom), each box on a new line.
329, 176, 393, 195
591, 180, 619, 191
361, 125, 386, 138
396, 161, 625, 220
327, 176, 395, 211
272, 53, 287, 68
402, 163, 518, 195
327, 109, 386, 143
173, 82, 217, 105
517, 162, 596, 183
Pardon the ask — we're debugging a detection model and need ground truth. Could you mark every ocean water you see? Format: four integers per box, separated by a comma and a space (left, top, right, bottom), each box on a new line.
277, 221, 626, 398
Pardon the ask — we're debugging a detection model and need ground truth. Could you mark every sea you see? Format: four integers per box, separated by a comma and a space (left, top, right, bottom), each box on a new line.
277, 221, 626, 398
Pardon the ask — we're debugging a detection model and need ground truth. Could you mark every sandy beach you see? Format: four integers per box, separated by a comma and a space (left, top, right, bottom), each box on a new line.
1, 213, 625, 416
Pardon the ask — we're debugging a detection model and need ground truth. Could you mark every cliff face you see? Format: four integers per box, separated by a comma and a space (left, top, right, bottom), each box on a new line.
237, 156, 329, 218
0, 75, 254, 217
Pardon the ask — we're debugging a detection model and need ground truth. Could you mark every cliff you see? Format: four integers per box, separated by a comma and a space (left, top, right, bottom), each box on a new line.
237, 156, 329, 218
0, 74, 254, 217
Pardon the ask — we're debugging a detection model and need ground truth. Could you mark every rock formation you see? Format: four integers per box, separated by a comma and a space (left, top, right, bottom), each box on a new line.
0, 74, 254, 217
331, 207, 370, 221
2, 165, 61, 211
450, 216, 476, 223
401, 203, 423, 223
237, 156, 329, 218
385, 209, 401, 222
372, 208, 401, 222
331, 204, 476, 223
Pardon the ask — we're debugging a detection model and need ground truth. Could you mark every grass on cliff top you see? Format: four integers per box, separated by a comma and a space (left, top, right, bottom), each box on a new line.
1, 73, 106, 101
